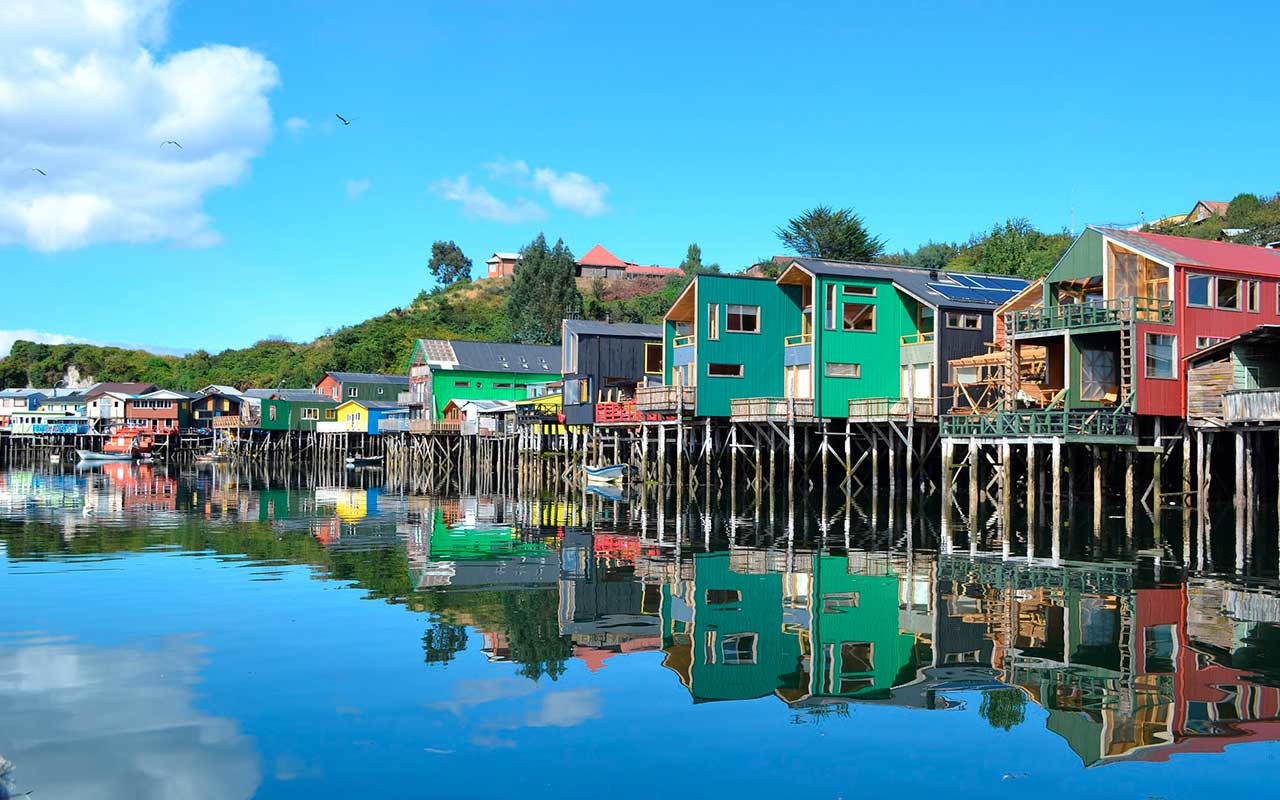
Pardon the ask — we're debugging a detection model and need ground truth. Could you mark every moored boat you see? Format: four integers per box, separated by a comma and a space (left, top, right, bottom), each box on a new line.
345, 454, 384, 468
583, 463, 627, 483
76, 427, 158, 463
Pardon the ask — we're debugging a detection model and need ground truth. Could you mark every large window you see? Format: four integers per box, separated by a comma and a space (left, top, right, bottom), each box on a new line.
707, 363, 744, 378
1187, 274, 1212, 307
1146, 333, 1176, 379
707, 303, 720, 340
1189, 273, 1246, 311
720, 633, 757, 665
825, 362, 861, 378
825, 284, 837, 330
726, 304, 760, 333
644, 342, 663, 374
301, 407, 319, 421
1080, 348, 1117, 401
1217, 277, 1240, 310
842, 303, 875, 332
946, 312, 981, 329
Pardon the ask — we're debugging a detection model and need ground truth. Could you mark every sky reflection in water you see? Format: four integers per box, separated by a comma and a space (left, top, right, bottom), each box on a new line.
1, 463, 1279, 799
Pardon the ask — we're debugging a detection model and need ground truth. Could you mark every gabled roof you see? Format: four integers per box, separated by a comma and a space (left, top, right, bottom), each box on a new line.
1190, 199, 1229, 218
198, 384, 240, 395
194, 391, 243, 403
41, 392, 90, 403
785, 258, 1030, 310
0, 388, 46, 398
323, 371, 409, 386
85, 381, 158, 398
578, 244, 628, 268
135, 389, 200, 400
412, 339, 560, 374
562, 320, 662, 339
486, 251, 521, 263
1093, 226, 1280, 276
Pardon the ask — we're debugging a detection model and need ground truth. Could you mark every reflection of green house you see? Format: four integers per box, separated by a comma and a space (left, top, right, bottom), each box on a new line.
803, 555, 923, 702
661, 552, 802, 702
428, 510, 543, 561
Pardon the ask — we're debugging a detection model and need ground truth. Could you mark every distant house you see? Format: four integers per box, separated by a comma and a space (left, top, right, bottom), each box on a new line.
0, 389, 47, 430
38, 392, 90, 416
485, 252, 521, 279
407, 338, 560, 419
245, 389, 338, 431
576, 244, 683, 281
1187, 200, 1229, 225
84, 382, 157, 429
191, 392, 246, 425
317, 399, 405, 434
125, 389, 198, 432
315, 371, 409, 403
560, 319, 663, 426
197, 384, 241, 396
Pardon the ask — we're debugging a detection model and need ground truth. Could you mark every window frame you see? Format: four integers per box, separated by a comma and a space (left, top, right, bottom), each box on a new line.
725, 303, 761, 334
1246, 279, 1260, 313
707, 303, 720, 340
825, 362, 861, 378
1144, 332, 1177, 380
825, 284, 837, 330
945, 312, 982, 330
644, 341, 663, 375
707, 362, 745, 378
842, 284, 876, 297
347, 386, 358, 398
841, 302, 876, 333
1216, 277, 1241, 311
301, 407, 319, 421
1186, 274, 1212, 308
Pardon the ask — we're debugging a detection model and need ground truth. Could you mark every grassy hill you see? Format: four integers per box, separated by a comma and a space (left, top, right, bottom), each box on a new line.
0, 275, 685, 390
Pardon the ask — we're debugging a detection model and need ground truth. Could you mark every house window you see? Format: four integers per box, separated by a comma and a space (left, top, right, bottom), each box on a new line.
493, 383, 513, 389
1187, 274, 1212, 307
324, 409, 336, 420
918, 306, 935, 335
825, 284, 837, 330
707, 303, 720, 340
1196, 336, 1226, 350
826, 362, 861, 378
1246, 280, 1260, 312
823, 593, 859, 613
1217, 277, 1240, 310
1146, 333, 1176, 379
377, 387, 384, 395
843, 284, 876, 297
720, 633, 757, 665
347, 387, 358, 398
946, 312, 982, 329
708, 363, 744, 378
644, 342, 663, 375
1144, 624, 1176, 674
842, 303, 875, 332
454, 381, 470, 388
269, 406, 278, 421
726, 304, 760, 333
706, 589, 741, 604
841, 642, 874, 672
1080, 348, 1118, 401
301, 407, 319, 421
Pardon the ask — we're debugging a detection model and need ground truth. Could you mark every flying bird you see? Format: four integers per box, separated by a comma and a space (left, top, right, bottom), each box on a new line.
335, 113, 354, 126
29, 168, 46, 176
162, 140, 183, 149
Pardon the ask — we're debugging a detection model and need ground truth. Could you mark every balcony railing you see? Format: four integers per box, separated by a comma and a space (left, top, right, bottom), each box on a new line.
848, 397, 935, 422
673, 334, 696, 348
784, 333, 813, 346
378, 418, 409, 433
1008, 296, 1173, 334
900, 331, 935, 345
636, 385, 696, 413
595, 400, 664, 425
730, 397, 815, 423
1224, 389, 1280, 424
213, 415, 258, 429
408, 419, 462, 434
397, 392, 416, 405
941, 409, 1135, 440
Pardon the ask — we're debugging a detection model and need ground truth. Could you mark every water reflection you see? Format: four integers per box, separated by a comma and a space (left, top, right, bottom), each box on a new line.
2, 462, 1280, 782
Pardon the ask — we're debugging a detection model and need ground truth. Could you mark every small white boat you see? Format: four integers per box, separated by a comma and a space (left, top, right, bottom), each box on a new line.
76, 449, 134, 463
345, 454, 384, 468
583, 463, 627, 484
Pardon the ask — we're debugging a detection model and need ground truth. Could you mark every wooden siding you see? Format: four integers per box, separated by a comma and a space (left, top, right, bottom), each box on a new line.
813, 275, 916, 419
936, 311, 993, 415
1046, 227, 1104, 291
1186, 359, 1233, 424
562, 331, 659, 426
426, 368, 559, 419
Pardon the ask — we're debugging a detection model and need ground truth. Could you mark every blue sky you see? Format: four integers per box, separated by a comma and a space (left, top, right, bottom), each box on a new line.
2, 0, 1278, 354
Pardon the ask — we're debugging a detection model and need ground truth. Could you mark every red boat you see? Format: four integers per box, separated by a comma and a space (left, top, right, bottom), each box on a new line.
77, 427, 158, 462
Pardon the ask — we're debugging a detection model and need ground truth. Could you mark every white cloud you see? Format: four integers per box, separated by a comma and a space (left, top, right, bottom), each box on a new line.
430, 174, 546, 223
0, 329, 97, 357
345, 178, 371, 199
482, 157, 530, 180
532, 168, 609, 216
0, 0, 279, 252
285, 116, 309, 135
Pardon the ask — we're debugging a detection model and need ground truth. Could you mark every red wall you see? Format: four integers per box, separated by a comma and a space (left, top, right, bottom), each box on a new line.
315, 375, 342, 401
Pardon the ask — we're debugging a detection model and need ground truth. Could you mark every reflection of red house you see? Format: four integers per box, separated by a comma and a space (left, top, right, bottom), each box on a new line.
101, 463, 178, 511
314, 518, 342, 546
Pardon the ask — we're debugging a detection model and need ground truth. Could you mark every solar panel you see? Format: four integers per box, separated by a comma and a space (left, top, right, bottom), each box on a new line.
928, 283, 991, 302
968, 275, 1027, 290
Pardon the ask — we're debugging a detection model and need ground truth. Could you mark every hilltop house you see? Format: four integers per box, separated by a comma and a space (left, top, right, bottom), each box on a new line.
315, 371, 409, 404
485, 252, 521, 278
576, 244, 683, 281
560, 319, 663, 426
407, 338, 560, 419
1186, 200, 1229, 226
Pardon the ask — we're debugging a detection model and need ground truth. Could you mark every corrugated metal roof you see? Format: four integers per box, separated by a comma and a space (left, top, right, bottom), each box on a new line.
243, 389, 333, 402
324, 371, 409, 385
415, 339, 560, 373
788, 258, 1030, 310
563, 320, 662, 339
1094, 226, 1280, 276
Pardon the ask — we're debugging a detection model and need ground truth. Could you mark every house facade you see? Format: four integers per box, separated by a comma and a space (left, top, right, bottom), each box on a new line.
576, 244, 683, 281
315, 371, 409, 404
125, 390, 196, 432
485, 252, 520, 279
560, 319, 663, 426
407, 338, 560, 419
317, 399, 404, 434
248, 389, 338, 431
191, 392, 246, 425
0, 389, 47, 430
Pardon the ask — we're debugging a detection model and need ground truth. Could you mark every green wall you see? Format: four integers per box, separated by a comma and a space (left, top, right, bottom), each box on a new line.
336, 378, 407, 403
430, 368, 559, 417
813, 276, 920, 419
1045, 228, 1104, 306
260, 398, 338, 431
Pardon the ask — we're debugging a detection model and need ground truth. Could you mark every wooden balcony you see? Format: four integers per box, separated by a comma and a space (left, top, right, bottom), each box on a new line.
848, 397, 936, 423
635, 385, 696, 414
595, 400, 664, 425
941, 408, 1135, 443
408, 419, 462, 434
900, 331, 935, 345
378, 418, 409, 433
1007, 296, 1172, 335
1224, 389, 1280, 424
730, 397, 815, 423
213, 415, 258, 429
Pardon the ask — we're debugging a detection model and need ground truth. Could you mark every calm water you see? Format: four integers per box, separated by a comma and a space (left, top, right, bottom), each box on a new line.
2, 463, 1279, 799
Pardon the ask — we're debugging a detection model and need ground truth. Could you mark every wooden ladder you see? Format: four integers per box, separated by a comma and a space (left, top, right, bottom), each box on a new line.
1119, 319, 1134, 408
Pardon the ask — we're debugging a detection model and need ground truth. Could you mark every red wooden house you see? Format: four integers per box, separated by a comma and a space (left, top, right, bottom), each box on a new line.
124, 389, 197, 433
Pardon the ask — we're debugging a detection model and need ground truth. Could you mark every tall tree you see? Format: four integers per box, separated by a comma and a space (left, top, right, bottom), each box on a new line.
679, 243, 703, 275
507, 234, 583, 344
776, 205, 885, 262
428, 240, 473, 286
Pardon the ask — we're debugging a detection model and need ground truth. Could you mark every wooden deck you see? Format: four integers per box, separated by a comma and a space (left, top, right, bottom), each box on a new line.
1224, 389, 1280, 425
730, 397, 815, 423
848, 397, 936, 423
635, 385, 695, 414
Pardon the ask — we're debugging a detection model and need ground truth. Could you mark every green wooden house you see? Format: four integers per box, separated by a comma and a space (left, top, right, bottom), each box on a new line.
246, 389, 338, 431
407, 338, 561, 419
315, 371, 409, 404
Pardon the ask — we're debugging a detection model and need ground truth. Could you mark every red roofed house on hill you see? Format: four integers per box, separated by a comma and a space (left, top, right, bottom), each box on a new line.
1186, 200, 1229, 225
577, 244, 683, 281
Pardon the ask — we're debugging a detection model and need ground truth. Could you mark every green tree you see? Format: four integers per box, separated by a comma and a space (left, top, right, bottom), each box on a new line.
776, 205, 885, 262
507, 234, 583, 344
679, 243, 703, 275
428, 240, 473, 286
907, 241, 961, 270
962, 218, 1072, 278
979, 688, 1027, 731
1226, 193, 1262, 227
422, 622, 470, 666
